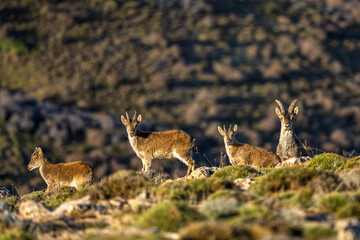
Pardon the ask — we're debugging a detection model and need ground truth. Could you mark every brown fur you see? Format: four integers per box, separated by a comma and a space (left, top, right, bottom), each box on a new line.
121, 112, 197, 176
27, 147, 94, 192
218, 125, 281, 168
275, 99, 314, 160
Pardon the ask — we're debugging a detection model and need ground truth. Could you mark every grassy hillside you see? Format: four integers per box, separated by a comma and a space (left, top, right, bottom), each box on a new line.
0, 0, 359, 191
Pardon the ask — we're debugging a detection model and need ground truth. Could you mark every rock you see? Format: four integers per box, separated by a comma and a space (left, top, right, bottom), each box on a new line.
186, 166, 219, 179
0, 187, 11, 198
233, 177, 255, 190
19, 200, 51, 221
335, 218, 360, 240
0, 200, 15, 224
276, 156, 311, 168
52, 195, 91, 218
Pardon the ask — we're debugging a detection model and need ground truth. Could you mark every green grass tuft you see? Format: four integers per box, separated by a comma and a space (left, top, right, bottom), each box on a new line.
302, 225, 336, 240
337, 156, 360, 172
318, 192, 348, 212
335, 202, 360, 219
136, 201, 205, 232
0, 39, 28, 54
0, 229, 34, 240
211, 165, 260, 181
153, 178, 234, 202
250, 167, 340, 196
307, 153, 348, 171
230, 204, 275, 224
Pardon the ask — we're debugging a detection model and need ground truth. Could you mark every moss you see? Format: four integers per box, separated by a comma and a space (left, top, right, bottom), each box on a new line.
153, 178, 234, 202
307, 153, 348, 171
178, 221, 251, 240
136, 201, 205, 232
211, 165, 260, 181
318, 192, 348, 212
302, 225, 336, 240
335, 202, 360, 219
250, 167, 340, 196
337, 156, 360, 171
0, 229, 34, 240
0, 39, 28, 54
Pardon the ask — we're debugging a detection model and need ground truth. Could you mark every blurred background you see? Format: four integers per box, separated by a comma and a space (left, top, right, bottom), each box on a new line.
0, 0, 359, 194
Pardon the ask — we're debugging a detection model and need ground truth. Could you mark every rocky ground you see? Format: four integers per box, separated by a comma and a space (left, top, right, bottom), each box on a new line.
1, 153, 360, 240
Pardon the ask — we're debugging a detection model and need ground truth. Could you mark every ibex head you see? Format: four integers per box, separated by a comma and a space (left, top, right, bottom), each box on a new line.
218, 124, 238, 145
121, 112, 142, 137
275, 99, 299, 130
28, 147, 44, 171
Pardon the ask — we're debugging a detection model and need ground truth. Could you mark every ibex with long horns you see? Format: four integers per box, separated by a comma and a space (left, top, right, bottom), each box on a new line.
275, 99, 313, 160
121, 112, 198, 176
218, 124, 281, 168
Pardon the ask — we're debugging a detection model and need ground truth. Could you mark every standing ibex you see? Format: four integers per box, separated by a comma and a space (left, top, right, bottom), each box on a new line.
218, 125, 281, 168
275, 99, 313, 160
121, 112, 198, 176
27, 147, 94, 192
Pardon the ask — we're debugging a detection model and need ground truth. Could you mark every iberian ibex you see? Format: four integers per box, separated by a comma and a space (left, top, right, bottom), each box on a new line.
275, 99, 313, 160
218, 125, 281, 168
27, 147, 94, 192
121, 112, 198, 176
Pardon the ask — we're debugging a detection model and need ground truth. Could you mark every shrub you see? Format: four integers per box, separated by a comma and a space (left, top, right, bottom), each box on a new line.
142, 170, 169, 185
289, 188, 314, 209
211, 165, 260, 181
136, 201, 205, 232
0, 229, 34, 240
250, 167, 340, 196
338, 169, 360, 190
21, 187, 75, 208
302, 225, 336, 240
307, 153, 347, 171
178, 221, 252, 240
335, 202, 360, 219
231, 204, 275, 224
337, 156, 360, 171
89, 170, 147, 200
153, 178, 234, 202
318, 192, 348, 212
199, 197, 240, 219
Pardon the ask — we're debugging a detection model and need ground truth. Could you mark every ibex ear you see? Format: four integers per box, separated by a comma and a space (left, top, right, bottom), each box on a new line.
121, 115, 127, 125
137, 114, 142, 122
36, 147, 42, 154
232, 124, 238, 132
218, 126, 224, 136
275, 107, 283, 118
293, 107, 299, 115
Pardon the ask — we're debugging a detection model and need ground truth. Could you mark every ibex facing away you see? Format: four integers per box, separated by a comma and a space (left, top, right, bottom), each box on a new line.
218, 125, 281, 168
121, 112, 197, 176
27, 147, 94, 192
275, 99, 313, 160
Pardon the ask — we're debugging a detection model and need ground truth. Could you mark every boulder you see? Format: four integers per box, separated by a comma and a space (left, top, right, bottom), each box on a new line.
186, 166, 219, 179
19, 200, 51, 221
335, 218, 360, 240
276, 156, 311, 168
233, 177, 255, 190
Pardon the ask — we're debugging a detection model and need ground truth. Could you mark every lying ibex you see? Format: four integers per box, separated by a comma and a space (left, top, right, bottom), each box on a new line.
218, 125, 281, 168
121, 112, 197, 176
27, 147, 94, 192
275, 99, 313, 160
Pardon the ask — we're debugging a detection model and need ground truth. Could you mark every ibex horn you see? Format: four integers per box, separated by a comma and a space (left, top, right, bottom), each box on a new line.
229, 124, 232, 130
288, 99, 299, 113
275, 99, 286, 113
133, 111, 137, 120
126, 112, 130, 121
223, 125, 225, 131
